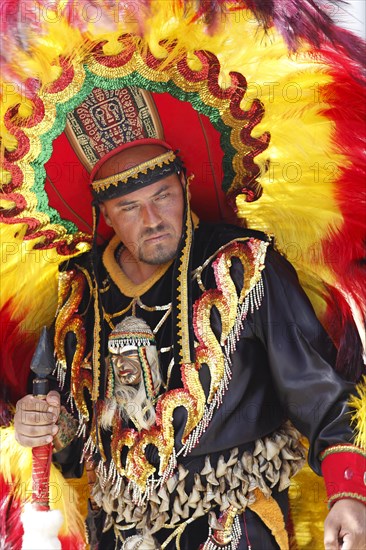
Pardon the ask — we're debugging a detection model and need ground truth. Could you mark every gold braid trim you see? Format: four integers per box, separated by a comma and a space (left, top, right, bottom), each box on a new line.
92, 151, 176, 192
320, 444, 366, 460
176, 177, 195, 363
92, 282, 102, 401
328, 492, 366, 506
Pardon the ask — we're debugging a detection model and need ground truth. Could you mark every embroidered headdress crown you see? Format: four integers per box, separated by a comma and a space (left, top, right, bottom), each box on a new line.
90, 138, 184, 201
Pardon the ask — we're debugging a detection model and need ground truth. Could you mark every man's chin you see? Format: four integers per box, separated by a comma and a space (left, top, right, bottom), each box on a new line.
139, 245, 177, 266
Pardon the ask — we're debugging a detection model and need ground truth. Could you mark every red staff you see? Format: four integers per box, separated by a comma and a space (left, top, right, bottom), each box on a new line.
21, 328, 63, 549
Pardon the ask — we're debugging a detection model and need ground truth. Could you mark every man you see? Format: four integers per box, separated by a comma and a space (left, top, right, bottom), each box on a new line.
14, 139, 366, 549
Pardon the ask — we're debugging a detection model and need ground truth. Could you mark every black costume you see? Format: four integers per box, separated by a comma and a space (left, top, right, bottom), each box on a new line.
54, 221, 355, 550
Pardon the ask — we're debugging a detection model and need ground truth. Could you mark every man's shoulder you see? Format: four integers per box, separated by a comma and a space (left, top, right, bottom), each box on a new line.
193, 221, 271, 260
59, 250, 92, 274
58, 243, 108, 275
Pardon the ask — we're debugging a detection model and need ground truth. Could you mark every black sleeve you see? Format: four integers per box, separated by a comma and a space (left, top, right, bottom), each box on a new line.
43, 326, 85, 478
252, 246, 356, 474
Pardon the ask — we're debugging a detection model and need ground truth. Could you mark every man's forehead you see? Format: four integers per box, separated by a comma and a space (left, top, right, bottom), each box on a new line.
106, 178, 181, 207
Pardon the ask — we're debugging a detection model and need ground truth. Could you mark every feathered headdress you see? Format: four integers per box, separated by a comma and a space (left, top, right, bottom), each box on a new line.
1, 0, 365, 546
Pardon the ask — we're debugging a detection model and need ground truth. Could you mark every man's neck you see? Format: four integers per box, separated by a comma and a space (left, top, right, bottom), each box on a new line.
119, 248, 159, 285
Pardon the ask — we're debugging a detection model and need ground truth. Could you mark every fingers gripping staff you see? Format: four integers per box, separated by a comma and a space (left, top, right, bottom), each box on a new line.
21, 328, 63, 550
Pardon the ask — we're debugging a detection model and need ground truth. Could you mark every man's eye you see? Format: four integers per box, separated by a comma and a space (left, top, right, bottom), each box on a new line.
122, 205, 137, 212
156, 193, 169, 201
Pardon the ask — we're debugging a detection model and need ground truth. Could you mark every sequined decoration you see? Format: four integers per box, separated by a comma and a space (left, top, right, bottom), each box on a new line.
84, 238, 268, 498
2, 40, 268, 253
54, 269, 91, 422
203, 506, 243, 550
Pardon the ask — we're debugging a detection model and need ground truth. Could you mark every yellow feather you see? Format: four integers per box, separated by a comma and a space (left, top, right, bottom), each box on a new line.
0, 223, 78, 333
349, 375, 366, 450
289, 459, 328, 549
0, 5, 362, 549
0, 426, 86, 539
0, 1, 354, 327
235, 58, 344, 311
0, 223, 59, 331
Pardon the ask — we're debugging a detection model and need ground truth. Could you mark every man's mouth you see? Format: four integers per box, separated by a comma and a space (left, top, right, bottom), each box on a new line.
144, 233, 169, 243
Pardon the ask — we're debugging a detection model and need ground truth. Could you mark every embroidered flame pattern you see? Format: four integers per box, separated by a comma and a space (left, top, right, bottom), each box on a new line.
107, 239, 266, 491
54, 269, 91, 421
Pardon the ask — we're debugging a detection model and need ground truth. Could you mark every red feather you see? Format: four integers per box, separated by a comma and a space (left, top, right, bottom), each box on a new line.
0, 301, 38, 405
0, 475, 24, 550
321, 50, 366, 300
311, 42, 366, 380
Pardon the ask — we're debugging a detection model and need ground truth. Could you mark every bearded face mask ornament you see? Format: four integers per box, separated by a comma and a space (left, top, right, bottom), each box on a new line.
110, 346, 142, 389
103, 317, 162, 431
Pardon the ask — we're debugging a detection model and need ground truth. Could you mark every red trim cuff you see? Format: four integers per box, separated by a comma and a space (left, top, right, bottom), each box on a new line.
320, 444, 366, 508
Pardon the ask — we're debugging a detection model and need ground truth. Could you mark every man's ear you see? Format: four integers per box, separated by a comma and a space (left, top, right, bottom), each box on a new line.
99, 202, 113, 227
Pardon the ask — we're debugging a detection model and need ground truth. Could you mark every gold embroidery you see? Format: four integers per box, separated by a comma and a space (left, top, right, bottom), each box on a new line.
54, 269, 91, 420
176, 179, 195, 363
111, 416, 138, 476
128, 427, 169, 487
93, 238, 268, 493
194, 241, 264, 402
91, 280, 103, 402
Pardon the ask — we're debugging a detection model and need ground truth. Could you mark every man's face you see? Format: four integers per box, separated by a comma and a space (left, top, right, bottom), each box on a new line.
100, 173, 185, 266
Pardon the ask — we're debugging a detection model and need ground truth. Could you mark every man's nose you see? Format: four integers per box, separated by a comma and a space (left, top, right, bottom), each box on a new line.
141, 203, 162, 226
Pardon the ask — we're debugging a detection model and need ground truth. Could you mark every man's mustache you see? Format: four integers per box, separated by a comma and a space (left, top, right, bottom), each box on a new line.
140, 223, 169, 238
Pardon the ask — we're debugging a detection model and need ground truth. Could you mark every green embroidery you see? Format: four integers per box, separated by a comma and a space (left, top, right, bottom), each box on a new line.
31, 68, 236, 234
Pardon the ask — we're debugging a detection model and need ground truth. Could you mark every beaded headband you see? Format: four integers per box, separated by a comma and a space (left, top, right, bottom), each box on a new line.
108, 316, 156, 354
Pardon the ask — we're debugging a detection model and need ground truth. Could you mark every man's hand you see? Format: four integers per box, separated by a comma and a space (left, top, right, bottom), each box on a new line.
324, 498, 366, 549
14, 391, 60, 448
